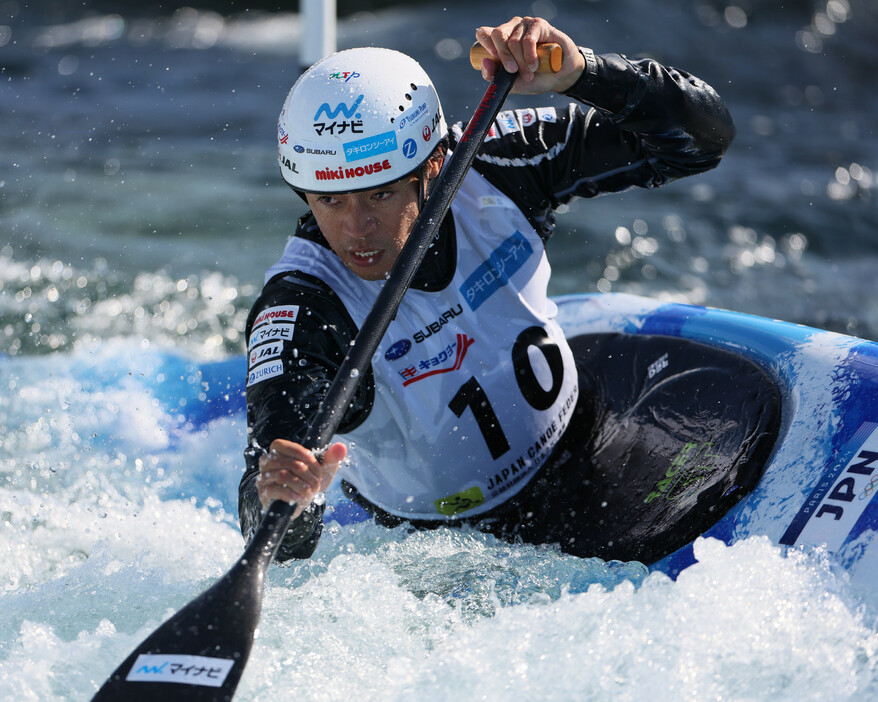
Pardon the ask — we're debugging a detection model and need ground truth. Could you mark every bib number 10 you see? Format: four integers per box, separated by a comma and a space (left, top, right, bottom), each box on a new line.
447, 326, 565, 459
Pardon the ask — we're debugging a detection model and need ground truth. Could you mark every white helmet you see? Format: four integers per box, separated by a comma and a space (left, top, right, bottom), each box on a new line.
278, 47, 447, 194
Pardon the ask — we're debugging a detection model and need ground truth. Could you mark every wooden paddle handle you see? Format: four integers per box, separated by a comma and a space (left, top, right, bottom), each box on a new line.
469, 42, 562, 73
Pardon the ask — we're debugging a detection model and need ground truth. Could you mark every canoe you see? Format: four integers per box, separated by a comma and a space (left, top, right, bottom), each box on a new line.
158, 293, 878, 589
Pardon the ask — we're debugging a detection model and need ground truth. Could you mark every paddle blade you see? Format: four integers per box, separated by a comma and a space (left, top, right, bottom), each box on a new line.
92, 554, 266, 701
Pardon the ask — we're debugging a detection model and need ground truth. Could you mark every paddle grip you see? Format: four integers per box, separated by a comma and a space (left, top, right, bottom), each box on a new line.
469, 42, 562, 73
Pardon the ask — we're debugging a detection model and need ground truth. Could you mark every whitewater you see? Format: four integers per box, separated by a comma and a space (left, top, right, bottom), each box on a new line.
2, 0, 878, 698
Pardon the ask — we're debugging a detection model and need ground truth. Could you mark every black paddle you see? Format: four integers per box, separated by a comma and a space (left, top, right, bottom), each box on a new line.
92, 43, 561, 702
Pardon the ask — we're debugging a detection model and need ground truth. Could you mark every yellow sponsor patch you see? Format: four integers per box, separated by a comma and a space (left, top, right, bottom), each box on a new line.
435, 486, 485, 517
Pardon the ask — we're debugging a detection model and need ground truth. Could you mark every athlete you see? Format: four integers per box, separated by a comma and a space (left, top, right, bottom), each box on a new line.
238, 16, 736, 560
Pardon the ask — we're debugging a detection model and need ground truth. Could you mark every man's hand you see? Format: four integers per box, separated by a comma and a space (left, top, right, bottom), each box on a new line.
256, 439, 347, 519
475, 16, 585, 95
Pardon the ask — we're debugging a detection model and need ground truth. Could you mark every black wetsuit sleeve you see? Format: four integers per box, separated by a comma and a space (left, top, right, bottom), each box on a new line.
238, 271, 372, 561
457, 47, 735, 240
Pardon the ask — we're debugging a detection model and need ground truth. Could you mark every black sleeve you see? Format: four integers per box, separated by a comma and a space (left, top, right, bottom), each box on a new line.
238, 271, 373, 561
454, 47, 736, 240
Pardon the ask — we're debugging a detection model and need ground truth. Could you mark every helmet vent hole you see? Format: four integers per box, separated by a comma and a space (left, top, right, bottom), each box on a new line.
410, 83, 417, 91
398, 105, 405, 111
404, 93, 412, 101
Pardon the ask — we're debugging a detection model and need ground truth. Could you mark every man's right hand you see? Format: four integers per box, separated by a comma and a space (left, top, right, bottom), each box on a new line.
257, 439, 348, 519
475, 15, 585, 94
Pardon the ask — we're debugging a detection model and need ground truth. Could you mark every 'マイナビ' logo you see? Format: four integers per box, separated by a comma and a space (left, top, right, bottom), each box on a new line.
125, 654, 235, 688
314, 94, 364, 121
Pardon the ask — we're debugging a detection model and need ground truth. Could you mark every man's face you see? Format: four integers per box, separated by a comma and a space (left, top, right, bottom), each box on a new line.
304, 159, 441, 281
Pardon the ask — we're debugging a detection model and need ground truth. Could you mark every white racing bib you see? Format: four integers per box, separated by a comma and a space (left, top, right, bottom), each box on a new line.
271, 168, 578, 520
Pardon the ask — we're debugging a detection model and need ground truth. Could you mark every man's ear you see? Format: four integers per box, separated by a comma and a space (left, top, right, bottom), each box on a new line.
425, 153, 444, 179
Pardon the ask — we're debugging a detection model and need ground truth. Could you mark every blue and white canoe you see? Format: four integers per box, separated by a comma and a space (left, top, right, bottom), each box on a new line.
552, 293, 878, 586
166, 293, 878, 591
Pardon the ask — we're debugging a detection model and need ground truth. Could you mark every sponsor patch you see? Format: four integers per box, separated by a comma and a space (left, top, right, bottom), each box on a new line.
315, 158, 392, 183
314, 94, 364, 121
397, 333, 474, 386
292, 141, 337, 155
479, 195, 504, 208
249, 341, 283, 368
647, 353, 669, 380
249, 325, 294, 351
247, 359, 284, 387
515, 108, 537, 128
435, 486, 485, 516
398, 101, 429, 129
460, 231, 534, 311
483, 124, 500, 143
537, 107, 557, 123
328, 70, 360, 82
496, 110, 519, 135
344, 130, 398, 162
279, 154, 298, 174
253, 305, 299, 328
314, 120, 363, 136
412, 304, 464, 344
385, 338, 412, 361
125, 654, 234, 687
